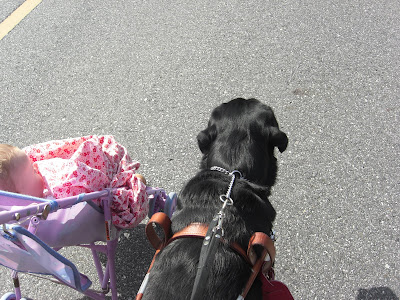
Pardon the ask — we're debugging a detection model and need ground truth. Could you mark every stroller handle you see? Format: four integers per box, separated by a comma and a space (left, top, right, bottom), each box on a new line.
0, 190, 112, 224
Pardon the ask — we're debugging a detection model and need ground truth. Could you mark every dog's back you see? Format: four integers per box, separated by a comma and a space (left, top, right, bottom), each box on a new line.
142, 98, 288, 300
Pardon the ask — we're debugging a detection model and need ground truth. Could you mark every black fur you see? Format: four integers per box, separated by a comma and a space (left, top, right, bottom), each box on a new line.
142, 98, 288, 300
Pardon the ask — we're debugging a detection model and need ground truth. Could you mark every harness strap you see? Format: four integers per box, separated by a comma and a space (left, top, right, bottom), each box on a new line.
230, 242, 252, 266
137, 213, 172, 300
239, 232, 275, 299
145, 212, 172, 250
169, 222, 208, 243
248, 232, 276, 267
137, 212, 276, 300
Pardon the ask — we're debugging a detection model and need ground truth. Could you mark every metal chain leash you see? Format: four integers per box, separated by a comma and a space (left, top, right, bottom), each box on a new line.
210, 166, 243, 237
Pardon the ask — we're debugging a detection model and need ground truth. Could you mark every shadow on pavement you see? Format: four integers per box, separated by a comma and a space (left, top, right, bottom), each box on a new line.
94, 224, 155, 299
96, 228, 400, 300
357, 287, 399, 300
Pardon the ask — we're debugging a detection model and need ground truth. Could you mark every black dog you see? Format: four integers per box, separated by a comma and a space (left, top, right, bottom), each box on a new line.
142, 98, 288, 300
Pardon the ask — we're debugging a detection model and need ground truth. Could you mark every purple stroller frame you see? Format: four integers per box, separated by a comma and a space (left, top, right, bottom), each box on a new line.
0, 189, 175, 300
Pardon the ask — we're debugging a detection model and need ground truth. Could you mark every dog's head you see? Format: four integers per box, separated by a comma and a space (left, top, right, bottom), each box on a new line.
197, 98, 288, 186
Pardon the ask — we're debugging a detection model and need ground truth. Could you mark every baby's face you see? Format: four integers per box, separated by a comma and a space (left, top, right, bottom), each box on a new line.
11, 150, 44, 198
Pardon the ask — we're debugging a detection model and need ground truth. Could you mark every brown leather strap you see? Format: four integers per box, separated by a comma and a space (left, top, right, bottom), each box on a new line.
146, 214, 209, 251
145, 212, 172, 250
144, 218, 276, 300
247, 232, 276, 266
168, 223, 209, 244
169, 224, 276, 269
170, 227, 276, 299
230, 242, 252, 266
240, 232, 275, 299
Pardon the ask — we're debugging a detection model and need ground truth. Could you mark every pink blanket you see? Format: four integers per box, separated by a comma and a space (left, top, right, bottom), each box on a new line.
23, 135, 148, 229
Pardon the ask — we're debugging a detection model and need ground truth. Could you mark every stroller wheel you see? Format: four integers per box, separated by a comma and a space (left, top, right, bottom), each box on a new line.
0, 293, 16, 300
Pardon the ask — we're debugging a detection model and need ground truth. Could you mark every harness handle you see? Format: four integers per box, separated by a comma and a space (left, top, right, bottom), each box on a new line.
145, 212, 172, 250
239, 232, 276, 299
136, 213, 172, 300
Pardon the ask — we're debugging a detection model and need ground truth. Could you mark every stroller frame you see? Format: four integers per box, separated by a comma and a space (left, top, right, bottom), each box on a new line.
0, 189, 165, 300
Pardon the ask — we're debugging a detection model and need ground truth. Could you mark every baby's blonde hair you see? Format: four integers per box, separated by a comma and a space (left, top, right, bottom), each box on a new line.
0, 144, 21, 192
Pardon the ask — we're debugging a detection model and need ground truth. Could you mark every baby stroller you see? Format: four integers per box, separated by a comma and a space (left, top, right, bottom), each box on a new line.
0, 188, 177, 300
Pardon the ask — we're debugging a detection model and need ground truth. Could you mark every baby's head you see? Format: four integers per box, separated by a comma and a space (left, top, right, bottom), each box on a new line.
0, 144, 44, 198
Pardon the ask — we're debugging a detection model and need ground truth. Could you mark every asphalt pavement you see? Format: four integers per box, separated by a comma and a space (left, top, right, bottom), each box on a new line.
0, 1, 399, 299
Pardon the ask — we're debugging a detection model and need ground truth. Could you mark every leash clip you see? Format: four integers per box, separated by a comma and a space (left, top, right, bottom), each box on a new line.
210, 166, 243, 238
212, 211, 226, 238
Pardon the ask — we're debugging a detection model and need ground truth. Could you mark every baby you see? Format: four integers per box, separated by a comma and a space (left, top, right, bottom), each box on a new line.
1, 136, 152, 229
0, 137, 165, 248
0, 143, 147, 199
0, 144, 44, 198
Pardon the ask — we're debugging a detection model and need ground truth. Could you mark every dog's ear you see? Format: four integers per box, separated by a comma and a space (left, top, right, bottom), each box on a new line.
197, 124, 217, 153
254, 104, 288, 153
270, 126, 288, 153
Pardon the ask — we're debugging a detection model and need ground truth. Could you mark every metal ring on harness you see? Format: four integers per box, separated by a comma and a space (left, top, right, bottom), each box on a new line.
229, 170, 243, 178
219, 195, 234, 206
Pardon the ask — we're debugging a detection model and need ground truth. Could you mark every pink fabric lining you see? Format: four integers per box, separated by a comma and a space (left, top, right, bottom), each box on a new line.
23, 135, 148, 229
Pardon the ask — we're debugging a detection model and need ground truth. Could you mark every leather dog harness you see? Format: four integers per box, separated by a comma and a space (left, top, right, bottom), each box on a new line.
136, 168, 276, 300
136, 212, 276, 300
